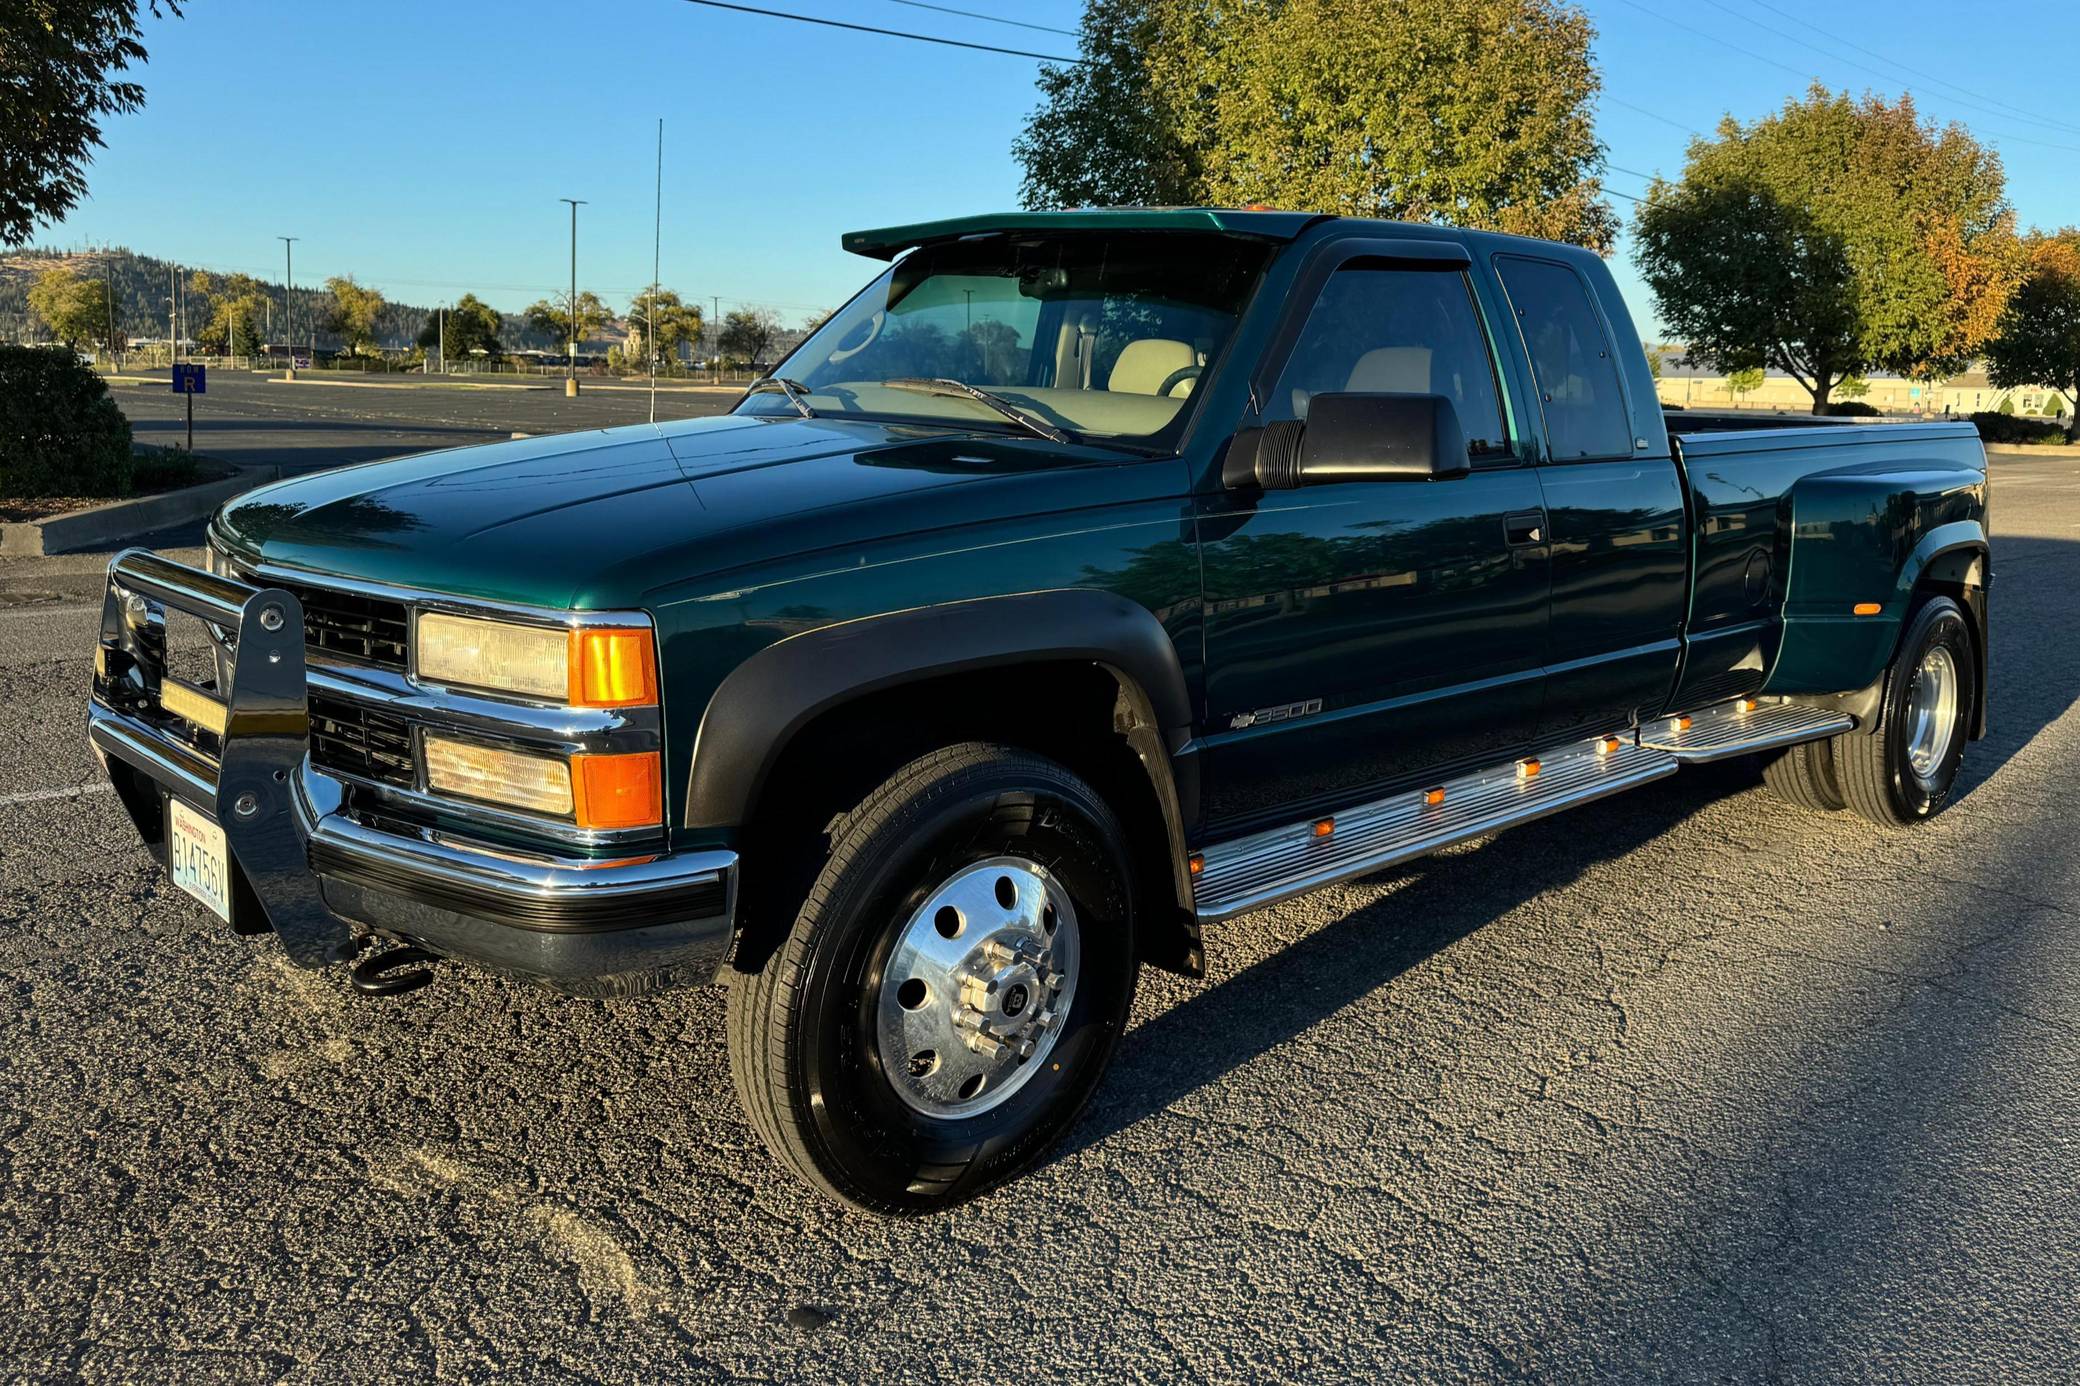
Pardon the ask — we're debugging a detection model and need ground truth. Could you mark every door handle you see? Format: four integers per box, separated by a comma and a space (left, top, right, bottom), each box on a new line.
1504, 511, 1546, 546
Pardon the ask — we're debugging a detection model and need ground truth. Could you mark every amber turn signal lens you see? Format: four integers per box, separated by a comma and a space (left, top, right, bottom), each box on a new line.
1312, 817, 1335, 838
1675, 715, 1693, 731
1424, 786, 1446, 806
571, 751, 663, 830
1739, 697, 1759, 712
1188, 853, 1204, 877
1598, 735, 1622, 755
1852, 602, 1882, 616
571, 627, 658, 708
1517, 758, 1542, 779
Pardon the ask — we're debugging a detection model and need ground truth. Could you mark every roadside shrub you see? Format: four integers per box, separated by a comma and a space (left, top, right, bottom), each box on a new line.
131, 444, 201, 491
0, 345, 134, 496
1827, 400, 1880, 416
1969, 411, 2068, 445
1996, 394, 2016, 415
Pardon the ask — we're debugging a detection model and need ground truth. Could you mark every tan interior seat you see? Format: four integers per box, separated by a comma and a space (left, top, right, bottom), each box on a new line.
1344, 346, 1434, 393
1109, 338, 1197, 396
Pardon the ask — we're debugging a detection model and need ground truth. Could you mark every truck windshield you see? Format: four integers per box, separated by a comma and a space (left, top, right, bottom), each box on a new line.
738, 233, 1271, 446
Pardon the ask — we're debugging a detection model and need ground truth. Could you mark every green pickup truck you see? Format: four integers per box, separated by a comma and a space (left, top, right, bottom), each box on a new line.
89, 209, 1990, 1213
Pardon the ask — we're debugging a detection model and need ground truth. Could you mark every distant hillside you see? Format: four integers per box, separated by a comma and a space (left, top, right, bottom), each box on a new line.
0, 247, 578, 352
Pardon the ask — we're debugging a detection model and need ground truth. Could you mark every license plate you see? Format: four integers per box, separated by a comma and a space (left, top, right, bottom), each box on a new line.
167, 797, 232, 923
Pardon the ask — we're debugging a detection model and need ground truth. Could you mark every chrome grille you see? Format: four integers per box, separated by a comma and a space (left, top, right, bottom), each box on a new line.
308, 693, 416, 790
230, 567, 409, 671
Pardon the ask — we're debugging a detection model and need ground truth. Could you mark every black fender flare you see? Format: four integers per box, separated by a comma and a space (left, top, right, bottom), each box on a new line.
684, 589, 1200, 914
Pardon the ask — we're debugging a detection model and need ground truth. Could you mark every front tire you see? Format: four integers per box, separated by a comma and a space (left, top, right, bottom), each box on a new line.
1832, 596, 1976, 826
727, 743, 1139, 1213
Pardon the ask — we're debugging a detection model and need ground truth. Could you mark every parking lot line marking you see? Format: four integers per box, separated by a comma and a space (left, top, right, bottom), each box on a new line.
0, 782, 114, 807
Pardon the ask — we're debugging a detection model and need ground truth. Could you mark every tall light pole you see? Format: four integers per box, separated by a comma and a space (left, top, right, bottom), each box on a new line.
558, 197, 586, 398
277, 236, 299, 378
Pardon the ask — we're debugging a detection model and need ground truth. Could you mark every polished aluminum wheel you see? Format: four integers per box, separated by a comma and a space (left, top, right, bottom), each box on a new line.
1903, 644, 1960, 780
875, 856, 1079, 1119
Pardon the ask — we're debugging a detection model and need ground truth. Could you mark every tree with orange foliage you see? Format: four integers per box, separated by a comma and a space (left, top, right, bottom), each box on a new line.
1986, 230, 2080, 440
1635, 86, 2019, 413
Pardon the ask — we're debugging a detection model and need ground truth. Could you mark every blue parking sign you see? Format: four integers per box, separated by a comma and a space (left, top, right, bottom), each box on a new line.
171, 363, 207, 394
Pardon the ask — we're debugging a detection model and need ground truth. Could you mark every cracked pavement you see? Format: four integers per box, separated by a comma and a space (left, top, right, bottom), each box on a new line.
3, 454, 2078, 1381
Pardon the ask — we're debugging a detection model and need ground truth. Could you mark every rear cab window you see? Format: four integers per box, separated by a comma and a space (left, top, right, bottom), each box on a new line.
1493, 256, 1633, 461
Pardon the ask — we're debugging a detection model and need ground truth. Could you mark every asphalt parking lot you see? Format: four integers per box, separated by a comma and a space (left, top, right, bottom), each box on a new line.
3, 431, 2078, 1379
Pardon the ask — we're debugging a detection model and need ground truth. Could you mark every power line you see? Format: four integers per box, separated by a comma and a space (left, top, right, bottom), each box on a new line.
1600, 94, 1704, 137
1699, 0, 2080, 143
678, 0, 1084, 62
881, 0, 1078, 37
1614, 0, 2080, 156
1737, 0, 2080, 137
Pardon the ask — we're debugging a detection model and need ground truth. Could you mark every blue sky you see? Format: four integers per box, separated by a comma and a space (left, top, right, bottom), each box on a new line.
39, 0, 2080, 338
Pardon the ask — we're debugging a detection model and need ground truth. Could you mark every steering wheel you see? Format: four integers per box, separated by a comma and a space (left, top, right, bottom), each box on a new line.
1155, 364, 1202, 398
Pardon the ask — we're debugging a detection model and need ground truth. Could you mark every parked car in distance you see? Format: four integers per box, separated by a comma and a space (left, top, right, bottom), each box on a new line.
90, 208, 1990, 1213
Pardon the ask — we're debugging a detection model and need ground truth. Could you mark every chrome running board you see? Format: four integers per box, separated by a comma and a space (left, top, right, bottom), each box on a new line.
1637, 699, 1852, 763
1193, 733, 1675, 922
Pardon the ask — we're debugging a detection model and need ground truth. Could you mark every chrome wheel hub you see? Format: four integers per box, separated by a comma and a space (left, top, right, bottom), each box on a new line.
876, 856, 1079, 1119
1903, 644, 1959, 781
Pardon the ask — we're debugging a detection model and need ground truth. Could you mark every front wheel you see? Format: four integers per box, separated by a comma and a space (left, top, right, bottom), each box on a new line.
726, 743, 1139, 1213
1832, 595, 1976, 826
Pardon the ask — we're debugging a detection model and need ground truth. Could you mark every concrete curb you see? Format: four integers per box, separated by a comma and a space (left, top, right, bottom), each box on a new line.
1, 463, 277, 557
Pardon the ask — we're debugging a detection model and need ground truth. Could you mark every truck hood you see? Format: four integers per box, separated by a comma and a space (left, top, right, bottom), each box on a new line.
212, 414, 1118, 610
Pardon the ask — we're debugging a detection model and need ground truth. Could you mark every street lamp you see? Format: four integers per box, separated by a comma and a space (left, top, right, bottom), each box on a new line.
277, 236, 299, 378
558, 197, 586, 398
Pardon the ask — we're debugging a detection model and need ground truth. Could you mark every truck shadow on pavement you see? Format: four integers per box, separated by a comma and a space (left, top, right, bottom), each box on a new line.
1060, 762, 1749, 1160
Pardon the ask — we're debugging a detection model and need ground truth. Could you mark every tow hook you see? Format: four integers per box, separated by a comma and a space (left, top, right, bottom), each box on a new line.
349, 942, 439, 997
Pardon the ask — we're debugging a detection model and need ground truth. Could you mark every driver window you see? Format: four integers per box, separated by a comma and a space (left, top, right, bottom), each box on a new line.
1270, 267, 1508, 457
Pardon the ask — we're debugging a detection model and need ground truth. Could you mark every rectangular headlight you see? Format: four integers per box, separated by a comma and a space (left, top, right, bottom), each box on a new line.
414, 612, 657, 707
423, 736, 573, 816
416, 612, 570, 701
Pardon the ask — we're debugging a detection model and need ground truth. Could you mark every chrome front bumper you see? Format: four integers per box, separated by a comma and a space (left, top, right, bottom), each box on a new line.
88, 549, 737, 995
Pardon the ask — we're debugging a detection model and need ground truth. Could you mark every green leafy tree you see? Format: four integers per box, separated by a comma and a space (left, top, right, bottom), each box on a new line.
1643, 342, 1665, 380
26, 264, 107, 348
1986, 229, 2080, 440
321, 275, 386, 355
524, 291, 611, 352
416, 293, 502, 360
626, 286, 703, 367
1726, 366, 1764, 403
1836, 375, 1871, 399
192, 271, 268, 354
0, 2, 181, 246
1634, 86, 2019, 414
718, 307, 779, 366
1016, 0, 1615, 250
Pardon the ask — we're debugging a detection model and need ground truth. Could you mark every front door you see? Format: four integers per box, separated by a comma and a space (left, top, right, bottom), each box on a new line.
1197, 256, 1550, 833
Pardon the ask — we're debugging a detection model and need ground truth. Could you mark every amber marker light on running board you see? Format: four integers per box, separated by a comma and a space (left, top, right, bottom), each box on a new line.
1853, 602, 1883, 616
1517, 758, 1542, 779
1312, 817, 1335, 838
571, 752, 664, 830
1598, 735, 1623, 755
1424, 786, 1447, 806
570, 627, 658, 708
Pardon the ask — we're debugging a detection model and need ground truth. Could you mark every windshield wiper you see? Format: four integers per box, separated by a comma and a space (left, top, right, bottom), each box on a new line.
882, 377, 1073, 445
744, 375, 814, 419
